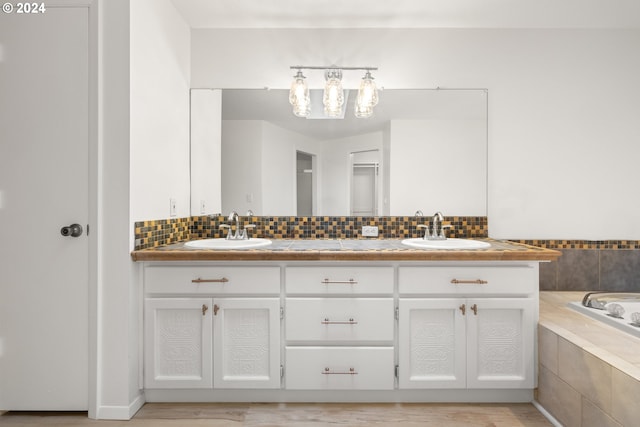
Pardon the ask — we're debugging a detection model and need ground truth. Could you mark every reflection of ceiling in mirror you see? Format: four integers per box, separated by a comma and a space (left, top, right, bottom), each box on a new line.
222, 89, 486, 140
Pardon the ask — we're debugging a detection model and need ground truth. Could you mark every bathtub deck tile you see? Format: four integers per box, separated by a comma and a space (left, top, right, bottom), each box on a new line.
540, 292, 640, 381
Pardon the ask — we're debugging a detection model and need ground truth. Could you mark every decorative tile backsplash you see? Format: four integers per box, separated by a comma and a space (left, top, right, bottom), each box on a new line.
135, 215, 488, 250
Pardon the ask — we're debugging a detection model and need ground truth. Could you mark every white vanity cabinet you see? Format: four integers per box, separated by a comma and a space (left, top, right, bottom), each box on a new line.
143, 265, 281, 390
139, 258, 546, 401
397, 264, 537, 390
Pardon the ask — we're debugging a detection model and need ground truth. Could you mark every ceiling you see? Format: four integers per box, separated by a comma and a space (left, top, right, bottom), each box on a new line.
171, 0, 640, 29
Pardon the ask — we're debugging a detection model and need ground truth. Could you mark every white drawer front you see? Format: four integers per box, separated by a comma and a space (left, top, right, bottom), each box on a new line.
398, 265, 537, 295
145, 266, 280, 295
285, 347, 394, 390
286, 267, 393, 295
286, 298, 394, 343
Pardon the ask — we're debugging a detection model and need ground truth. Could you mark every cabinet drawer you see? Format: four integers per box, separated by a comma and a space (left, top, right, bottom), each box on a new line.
286, 298, 394, 343
285, 347, 394, 390
145, 266, 280, 295
286, 267, 393, 295
398, 265, 537, 295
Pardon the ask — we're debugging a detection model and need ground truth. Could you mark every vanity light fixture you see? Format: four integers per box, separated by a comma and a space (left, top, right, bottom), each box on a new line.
289, 66, 379, 119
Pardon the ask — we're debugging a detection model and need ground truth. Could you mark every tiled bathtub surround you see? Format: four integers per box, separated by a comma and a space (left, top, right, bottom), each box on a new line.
134, 215, 488, 250
538, 292, 640, 427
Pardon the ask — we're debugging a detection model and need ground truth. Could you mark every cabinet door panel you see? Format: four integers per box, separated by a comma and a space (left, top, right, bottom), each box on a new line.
213, 298, 281, 389
144, 298, 213, 389
398, 299, 466, 388
466, 298, 535, 388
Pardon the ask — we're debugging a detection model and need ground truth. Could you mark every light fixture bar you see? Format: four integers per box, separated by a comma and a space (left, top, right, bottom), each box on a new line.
290, 66, 378, 71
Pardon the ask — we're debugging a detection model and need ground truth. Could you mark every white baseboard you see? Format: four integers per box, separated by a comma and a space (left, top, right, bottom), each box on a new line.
95, 393, 145, 420
532, 400, 562, 427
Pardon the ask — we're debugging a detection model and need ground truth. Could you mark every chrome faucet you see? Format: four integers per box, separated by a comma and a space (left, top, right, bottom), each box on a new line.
220, 210, 255, 240
226, 211, 244, 240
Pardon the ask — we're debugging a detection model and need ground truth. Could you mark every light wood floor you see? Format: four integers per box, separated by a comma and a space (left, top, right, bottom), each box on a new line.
0, 403, 553, 426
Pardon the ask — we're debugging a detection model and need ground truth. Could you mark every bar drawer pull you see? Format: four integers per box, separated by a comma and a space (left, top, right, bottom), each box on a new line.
322, 367, 358, 375
321, 317, 358, 325
450, 279, 488, 285
191, 277, 229, 283
321, 278, 358, 285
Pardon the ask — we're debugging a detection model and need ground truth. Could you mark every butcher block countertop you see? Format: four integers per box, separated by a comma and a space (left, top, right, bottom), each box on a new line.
131, 238, 561, 262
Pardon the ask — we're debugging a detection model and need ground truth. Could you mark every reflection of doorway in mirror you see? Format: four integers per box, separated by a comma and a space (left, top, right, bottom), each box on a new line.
296, 151, 315, 216
350, 150, 379, 216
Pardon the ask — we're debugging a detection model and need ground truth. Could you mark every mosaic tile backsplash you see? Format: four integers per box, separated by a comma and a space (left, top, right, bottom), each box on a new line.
134, 215, 488, 250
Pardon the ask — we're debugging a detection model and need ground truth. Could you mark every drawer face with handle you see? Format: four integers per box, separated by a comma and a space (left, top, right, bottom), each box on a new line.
285, 347, 394, 390
398, 266, 537, 295
145, 266, 280, 295
286, 267, 393, 295
286, 298, 394, 343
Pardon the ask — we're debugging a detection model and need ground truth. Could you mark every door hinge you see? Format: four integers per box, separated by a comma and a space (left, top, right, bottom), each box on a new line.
395, 365, 399, 379
280, 364, 284, 378
280, 306, 284, 320
395, 307, 399, 320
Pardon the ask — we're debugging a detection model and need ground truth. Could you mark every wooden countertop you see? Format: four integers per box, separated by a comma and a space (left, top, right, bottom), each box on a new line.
131, 238, 561, 262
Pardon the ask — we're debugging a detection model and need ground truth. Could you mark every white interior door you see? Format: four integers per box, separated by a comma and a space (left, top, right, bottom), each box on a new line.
0, 7, 89, 410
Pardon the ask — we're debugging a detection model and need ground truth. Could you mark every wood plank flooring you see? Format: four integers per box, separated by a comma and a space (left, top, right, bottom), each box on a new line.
0, 403, 553, 426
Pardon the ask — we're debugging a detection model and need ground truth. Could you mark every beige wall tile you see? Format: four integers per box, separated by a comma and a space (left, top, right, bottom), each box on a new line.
612, 368, 640, 427
539, 325, 558, 374
582, 397, 621, 427
559, 337, 612, 413
538, 364, 582, 427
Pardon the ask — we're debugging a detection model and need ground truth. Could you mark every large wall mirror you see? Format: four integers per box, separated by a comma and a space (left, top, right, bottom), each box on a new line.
191, 88, 487, 217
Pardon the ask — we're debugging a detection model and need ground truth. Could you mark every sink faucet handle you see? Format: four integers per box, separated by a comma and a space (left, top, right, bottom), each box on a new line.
219, 224, 232, 239
417, 224, 429, 239
244, 224, 256, 239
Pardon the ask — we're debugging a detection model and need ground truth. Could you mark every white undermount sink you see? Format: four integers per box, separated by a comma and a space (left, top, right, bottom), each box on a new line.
184, 238, 272, 249
401, 238, 491, 250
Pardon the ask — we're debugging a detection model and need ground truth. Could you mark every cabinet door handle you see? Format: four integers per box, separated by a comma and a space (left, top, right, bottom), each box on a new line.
321, 278, 358, 285
192, 277, 229, 283
202, 304, 208, 316
321, 317, 358, 325
459, 304, 466, 315
322, 367, 358, 375
213, 304, 220, 316
471, 304, 478, 315
451, 279, 488, 285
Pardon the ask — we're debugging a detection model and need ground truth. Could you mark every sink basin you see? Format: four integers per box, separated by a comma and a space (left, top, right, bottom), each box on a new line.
401, 238, 491, 250
184, 238, 272, 250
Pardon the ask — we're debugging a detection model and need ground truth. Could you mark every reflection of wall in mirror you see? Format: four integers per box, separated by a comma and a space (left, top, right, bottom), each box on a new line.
390, 119, 487, 216
222, 120, 320, 215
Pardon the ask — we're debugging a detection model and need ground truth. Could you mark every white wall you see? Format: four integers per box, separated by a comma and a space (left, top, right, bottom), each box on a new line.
130, 0, 191, 222
191, 28, 640, 239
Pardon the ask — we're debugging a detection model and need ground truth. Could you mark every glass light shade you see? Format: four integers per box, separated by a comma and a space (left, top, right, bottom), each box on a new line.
323, 71, 344, 117
289, 71, 310, 117
357, 71, 378, 108
354, 101, 373, 118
